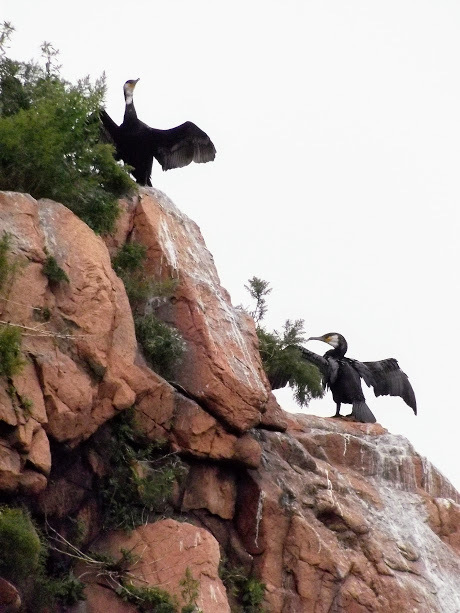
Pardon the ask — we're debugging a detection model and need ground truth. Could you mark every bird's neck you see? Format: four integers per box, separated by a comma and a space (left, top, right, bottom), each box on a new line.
324, 337, 348, 359
123, 98, 138, 123
324, 347, 346, 359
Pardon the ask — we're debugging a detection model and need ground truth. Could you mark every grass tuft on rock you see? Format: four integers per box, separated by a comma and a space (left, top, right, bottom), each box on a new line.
0, 507, 41, 582
43, 253, 69, 283
0, 324, 24, 377
134, 313, 185, 380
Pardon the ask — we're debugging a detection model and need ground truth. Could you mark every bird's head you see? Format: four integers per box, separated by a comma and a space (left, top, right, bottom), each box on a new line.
307, 333, 343, 348
123, 79, 140, 102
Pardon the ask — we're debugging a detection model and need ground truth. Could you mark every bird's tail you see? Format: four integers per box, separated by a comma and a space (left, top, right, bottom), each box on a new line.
352, 401, 376, 424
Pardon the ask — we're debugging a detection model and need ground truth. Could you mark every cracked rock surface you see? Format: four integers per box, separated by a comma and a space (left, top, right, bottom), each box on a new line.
1, 190, 460, 612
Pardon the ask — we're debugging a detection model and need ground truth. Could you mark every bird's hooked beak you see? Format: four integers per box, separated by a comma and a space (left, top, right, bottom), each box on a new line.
307, 334, 338, 347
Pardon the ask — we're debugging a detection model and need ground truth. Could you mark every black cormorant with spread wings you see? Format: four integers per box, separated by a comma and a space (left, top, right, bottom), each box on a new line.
271, 332, 417, 424
100, 79, 216, 186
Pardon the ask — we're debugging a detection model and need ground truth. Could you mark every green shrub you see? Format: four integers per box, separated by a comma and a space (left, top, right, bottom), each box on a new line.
119, 571, 203, 613
0, 324, 24, 376
0, 233, 26, 377
180, 567, 202, 612
0, 231, 24, 295
112, 241, 152, 307
0, 505, 86, 610
43, 253, 69, 283
119, 583, 178, 613
257, 321, 323, 406
0, 232, 11, 291
112, 241, 178, 311
127, 277, 179, 314
34, 571, 86, 608
240, 577, 266, 612
245, 276, 271, 326
0, 24, 136, 234
51, 572, 86, 605
245, 277, 323, 407
20, 394, 34, 415
34, 305, 51, 322
100, 409, 187, 531
0, 507, 41, 582
112, 241, 147, 274
112, 241, 184, 379
135, 313, 185, 380
219, 559, 266, 613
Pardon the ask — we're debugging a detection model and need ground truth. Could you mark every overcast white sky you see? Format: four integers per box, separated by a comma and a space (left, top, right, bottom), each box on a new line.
3, 1, 460, 492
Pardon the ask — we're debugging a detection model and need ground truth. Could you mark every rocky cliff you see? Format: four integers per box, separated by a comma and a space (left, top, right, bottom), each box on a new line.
0, 189, 460, 613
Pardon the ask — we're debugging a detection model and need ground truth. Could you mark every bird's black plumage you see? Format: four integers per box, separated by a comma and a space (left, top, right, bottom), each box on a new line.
271, 332, 417, 424
100, 79, 216, 186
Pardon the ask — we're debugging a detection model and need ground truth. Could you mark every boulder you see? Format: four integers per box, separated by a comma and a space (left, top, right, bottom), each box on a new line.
130, 189, 270, 431
86, 519, 230, 612
182, 464, 237, 519
240, 415, 460, 612
0, 193, 138, 448
0, 577, 21, 612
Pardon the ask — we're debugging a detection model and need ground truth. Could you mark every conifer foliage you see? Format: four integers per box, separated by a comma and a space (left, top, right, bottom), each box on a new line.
0, 22, 135, 234
246, 277, 324, 407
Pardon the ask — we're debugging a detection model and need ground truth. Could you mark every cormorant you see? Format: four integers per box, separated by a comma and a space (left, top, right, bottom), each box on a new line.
100, 79, 216, 186
272, 332, 417, 424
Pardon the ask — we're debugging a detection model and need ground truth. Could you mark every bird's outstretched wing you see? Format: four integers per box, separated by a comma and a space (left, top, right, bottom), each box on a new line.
297, 346, 330, 374
363, 358, 417, 414
298, 346, 337, 388
99, 109, 119, 147
148, 122, 216, 171
263, 346, 329, 390
288, 346, 344, 390
347, 358, 376, 388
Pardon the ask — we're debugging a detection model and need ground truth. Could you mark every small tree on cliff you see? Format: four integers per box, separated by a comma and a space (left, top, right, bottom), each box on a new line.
0, 22, 135, 234
245, 276, 323, 407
